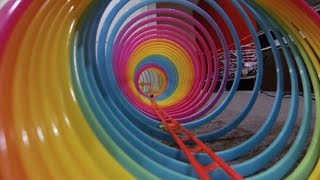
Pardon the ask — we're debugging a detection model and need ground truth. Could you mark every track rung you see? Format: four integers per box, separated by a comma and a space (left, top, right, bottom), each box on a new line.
189, 146, 202, 153
204, 162, 219, 171
181, 136, 190, 141
173, 129, 182, 134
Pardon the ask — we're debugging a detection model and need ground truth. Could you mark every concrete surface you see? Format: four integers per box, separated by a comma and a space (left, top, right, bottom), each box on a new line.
162, 91, 316, 175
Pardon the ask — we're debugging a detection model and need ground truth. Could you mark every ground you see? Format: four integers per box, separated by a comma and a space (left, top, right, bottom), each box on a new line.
160, 91, 316, 175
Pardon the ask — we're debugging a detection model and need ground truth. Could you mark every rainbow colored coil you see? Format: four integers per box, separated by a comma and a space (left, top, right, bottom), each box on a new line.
0, 0, 319, 179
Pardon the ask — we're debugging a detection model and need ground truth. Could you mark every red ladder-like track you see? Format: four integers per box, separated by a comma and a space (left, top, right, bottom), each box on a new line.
150, 97, 243, 180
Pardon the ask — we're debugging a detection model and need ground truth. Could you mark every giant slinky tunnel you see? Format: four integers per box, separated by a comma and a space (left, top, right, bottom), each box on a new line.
0, 0, 319, 179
